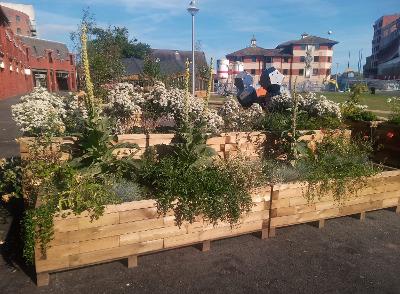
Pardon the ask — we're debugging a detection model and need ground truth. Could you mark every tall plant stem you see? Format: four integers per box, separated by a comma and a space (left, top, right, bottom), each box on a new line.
205, 57, 214, 108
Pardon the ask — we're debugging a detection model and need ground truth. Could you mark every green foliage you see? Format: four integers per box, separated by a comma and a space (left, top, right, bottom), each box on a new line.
70, 118, 140, 178
262, 111, 342, 133
0, 157, 22, 201
71, 9, 151, 98
349, 83, 369, 104
296, 132, 380, 203
142, 55, 163, 81
262, 160, 300, 185
387, 97, 400, 125
341, 103, 377, 122
138, 127, 254, 226
109, 178, 146, 202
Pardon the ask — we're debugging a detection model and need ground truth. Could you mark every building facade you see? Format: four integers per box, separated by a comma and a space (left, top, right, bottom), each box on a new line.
364, 14, 400, 79
0, 2, 36, 36
0, 5, 76, 100
226, 34, 338, 90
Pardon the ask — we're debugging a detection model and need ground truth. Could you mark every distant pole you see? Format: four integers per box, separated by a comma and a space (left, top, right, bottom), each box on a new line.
335, 62, 339, 92
187, 1, 199, 97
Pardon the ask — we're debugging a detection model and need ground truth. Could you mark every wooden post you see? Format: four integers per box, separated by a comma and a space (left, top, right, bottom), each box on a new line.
201, 240, 211, 252
36, 272, 50, 287
359, 212, 366, 221
318, 219, 325, 229
396, 206, 400, 215
127, 255, 138, 268
269, 227, 276, 238
261, 228, 269, 240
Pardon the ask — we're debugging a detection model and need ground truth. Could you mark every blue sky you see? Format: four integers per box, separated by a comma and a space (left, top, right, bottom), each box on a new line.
9, 0, 399, 72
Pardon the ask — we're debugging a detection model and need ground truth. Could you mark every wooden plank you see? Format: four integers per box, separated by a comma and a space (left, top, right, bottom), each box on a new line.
359, 212, 366, 221
119, 207, 158, 223
36, 256, 70, 273
164, 220, 263, 249
78, 213, 119, 230
119, 225, 187, 246
339, 200, 383, 216
271, 198, 289, 209
382, 197, 400, 208
318, 219, 325, 229
271, 208, 340, 227
52, 218, 166, 245
53, 218, 79, 233
69, 239, 164, 268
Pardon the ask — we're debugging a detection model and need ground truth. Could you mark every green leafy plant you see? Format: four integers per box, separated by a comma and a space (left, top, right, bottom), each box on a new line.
387, 97, 400, 125
0, 157, 22, 202
296, 131, 380, 203
138, 126, 255, 226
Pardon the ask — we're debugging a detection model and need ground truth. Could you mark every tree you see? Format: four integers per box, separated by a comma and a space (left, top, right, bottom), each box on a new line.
71, 9, 151, 98
142, 55, 162, 81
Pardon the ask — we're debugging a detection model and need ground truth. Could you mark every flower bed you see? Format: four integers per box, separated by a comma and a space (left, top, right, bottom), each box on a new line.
270, 170, 400, 235
34, 186, 271, 286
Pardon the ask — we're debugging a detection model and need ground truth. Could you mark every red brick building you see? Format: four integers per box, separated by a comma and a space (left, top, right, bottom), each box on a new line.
0, 3, 35, 36
0, 5, 76, 100
226, 34, 338, 90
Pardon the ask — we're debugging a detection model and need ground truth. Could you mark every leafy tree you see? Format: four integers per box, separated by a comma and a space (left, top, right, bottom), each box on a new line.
142, 55, 162, 81
71, 9, 151, 98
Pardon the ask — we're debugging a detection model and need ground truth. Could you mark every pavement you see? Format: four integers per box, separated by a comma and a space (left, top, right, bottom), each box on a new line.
0, 96, 20, 158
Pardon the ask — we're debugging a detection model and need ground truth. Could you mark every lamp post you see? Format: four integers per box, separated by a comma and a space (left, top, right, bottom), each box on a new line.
187, 0, 199, 97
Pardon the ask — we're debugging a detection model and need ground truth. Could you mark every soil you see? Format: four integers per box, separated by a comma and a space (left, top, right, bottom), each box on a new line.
0, 209, 399, 294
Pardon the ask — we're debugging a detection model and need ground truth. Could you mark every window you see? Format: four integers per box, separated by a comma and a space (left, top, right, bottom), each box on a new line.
315, 45, 320, 50
328, 56, 332, 62
283, 69, 289, 75
300, 56, 306, 62
314, 56, 319, 62
283, 57, 290, 63
48, 52, 53, 63
16, 15, 20, 22
265, 57, 272, 63
250, 69, 256, 75
313, 68, 319, 75
299, 69, 304, 76
252, 57, 257, 62
300, 45, 306, 50
16, 28, 22, 34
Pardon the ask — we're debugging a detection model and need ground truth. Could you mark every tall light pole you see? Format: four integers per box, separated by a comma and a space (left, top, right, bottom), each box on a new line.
187, 0, 199, 97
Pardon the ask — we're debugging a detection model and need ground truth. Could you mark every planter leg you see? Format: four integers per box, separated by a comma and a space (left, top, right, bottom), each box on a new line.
36, 272, 50, 287
318, 219, 325, 229
396, 206, 400, 215
127, 255, 138, 268
261, 228, 269, 240
201, 240, 211, 252
269, 227, 276, 238
359, 212, 366, 222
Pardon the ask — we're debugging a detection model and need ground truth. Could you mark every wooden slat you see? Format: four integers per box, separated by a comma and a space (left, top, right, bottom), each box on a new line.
68, 239, 164, 268
119, 207, 158, 223
120, 226, 186, 246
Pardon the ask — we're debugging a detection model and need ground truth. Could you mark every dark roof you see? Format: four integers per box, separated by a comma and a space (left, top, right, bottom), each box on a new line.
123, 49, 207, 76
226, 46, 291, 58
19, 36, 70, 60
276, 35, 338, 48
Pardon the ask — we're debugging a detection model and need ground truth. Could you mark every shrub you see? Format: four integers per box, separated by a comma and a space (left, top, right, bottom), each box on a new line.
387, 97, 400, 124
341, 101, 377, 122
138, 127, 256, 226
296, 131, 380, 203
218, 97, 264, 131
12, 87, 66, 136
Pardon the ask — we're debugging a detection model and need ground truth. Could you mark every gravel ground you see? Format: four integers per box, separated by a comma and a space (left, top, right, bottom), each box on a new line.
0, 209, 399, 294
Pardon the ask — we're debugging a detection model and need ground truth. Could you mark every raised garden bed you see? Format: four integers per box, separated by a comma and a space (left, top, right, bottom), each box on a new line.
34, 186, 271, 286
270, 170, 400, 236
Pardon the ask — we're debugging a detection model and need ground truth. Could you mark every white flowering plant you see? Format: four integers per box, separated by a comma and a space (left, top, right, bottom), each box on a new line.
268, 92, 342, 119
64, 92, 89, 133
218, 97, 264, 131
12, 87, 66, 136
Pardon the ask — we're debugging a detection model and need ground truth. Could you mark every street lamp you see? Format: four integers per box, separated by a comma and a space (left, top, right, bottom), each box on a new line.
187, 0, 199, 97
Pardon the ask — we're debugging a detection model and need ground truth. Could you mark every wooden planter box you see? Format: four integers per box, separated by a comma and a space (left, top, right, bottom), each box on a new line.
269, 170, 400, 236
34, 187, 271, 286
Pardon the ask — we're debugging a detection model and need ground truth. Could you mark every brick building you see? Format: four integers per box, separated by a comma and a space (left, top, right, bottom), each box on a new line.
226, 34, 338, 90
364, 14, 400, 79
0, 3, 36, 36
0, 5, 76, 100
